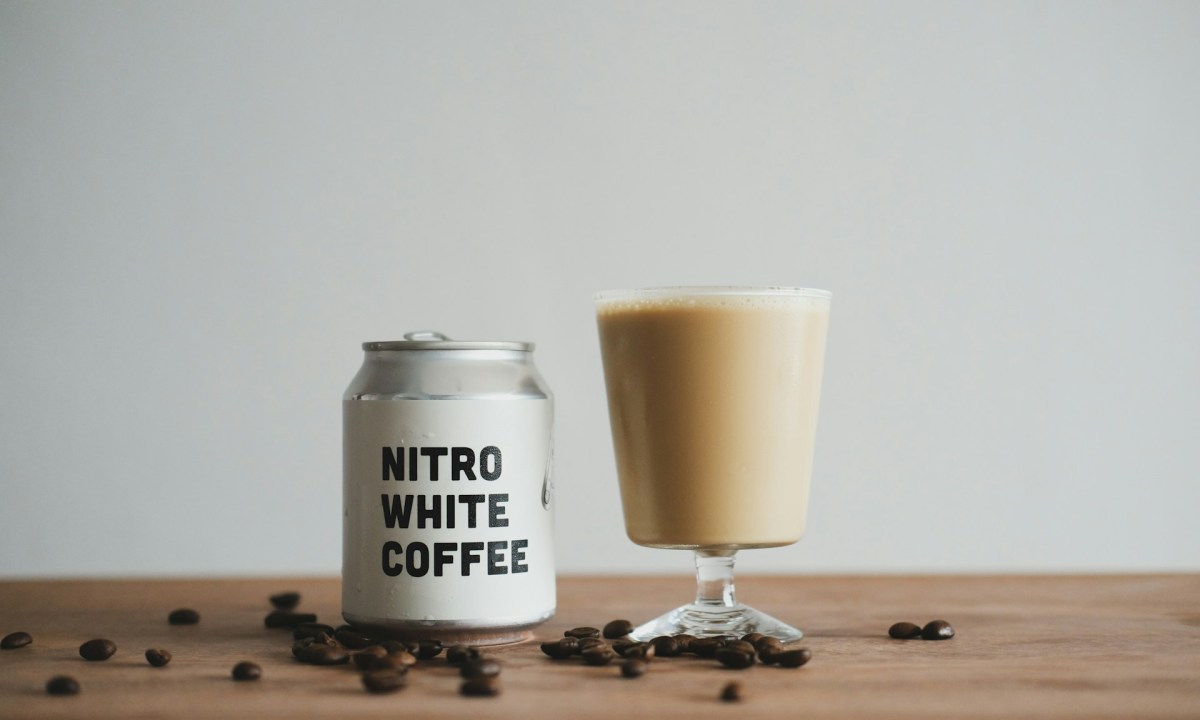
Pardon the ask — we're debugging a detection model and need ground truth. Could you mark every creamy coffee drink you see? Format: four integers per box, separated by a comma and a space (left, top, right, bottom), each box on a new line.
596, 288, 830, 549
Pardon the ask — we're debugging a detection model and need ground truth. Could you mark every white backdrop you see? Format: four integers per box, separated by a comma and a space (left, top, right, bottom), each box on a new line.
2, 2, 1197, 577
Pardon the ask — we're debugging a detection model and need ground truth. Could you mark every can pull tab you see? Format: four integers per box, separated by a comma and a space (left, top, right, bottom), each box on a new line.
404, 331, 451, 341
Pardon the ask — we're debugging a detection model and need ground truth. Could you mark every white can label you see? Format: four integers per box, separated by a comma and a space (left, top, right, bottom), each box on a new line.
343, 398, 555, 624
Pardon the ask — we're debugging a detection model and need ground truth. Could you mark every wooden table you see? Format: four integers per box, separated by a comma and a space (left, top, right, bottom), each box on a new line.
1, 575, 1197, 718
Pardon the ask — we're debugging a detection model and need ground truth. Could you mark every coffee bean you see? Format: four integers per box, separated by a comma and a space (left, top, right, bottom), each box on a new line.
921, 620, 955, 641
415, 640, 443, 660
650, 636, 681, 657
620, 658, 647, 678
168, 608, 200, 626
628, 642, 656, 661
79, 639, 116, 661
460, 676, 500, 697
564, 626, 600, 639
581, 645, 617, 666
723, 640, 756, 656
352, 646, 389, 670
602, 619, 634, 639
45, 676, 80, 696
145, 648, 172, 667
332, 628, 374, 649
380, 650, 417, 669
775, 648, 812, 668
673, 634, 697, 653
460, 658, 502, 679
715, 647, 755, 669
539, 641, 576, 660
446, 645, 482, 665
293, 623, 336, 640
889, 622, 923, 639
557, 636, 581, 655
1, 631, 32, 649
376, 639, 412, 654
741, 632, 764, 645
361, 669, 407, 694
264, 610, 317, 628
689, 637, 725, 658
753, 636, 782, 652
269, 591, 301, 610
720, 681, 743, 702
611, 638, 639, 656
231, 661, 261, 681
576, 637, 606, 655
296, 643, 349, 666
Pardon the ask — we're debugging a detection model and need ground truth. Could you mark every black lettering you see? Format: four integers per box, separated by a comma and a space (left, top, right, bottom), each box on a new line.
446, 495, 455, 529
489, 493, 509, 528
461, 541, 484, 576
420, 447, 448, 480
382, 541, 403, 577
460, 494, 484, 528
451, 447, 476, 481
417, 495, 441, 529
511, 539, 528, 574
408, 447, 418, 481
433, 542, 455, 577
382, 447, 403, 481
487, 541, 508, 575
406, 542, 429, 577
381, 494, 415, 529
480, 446, 502, 480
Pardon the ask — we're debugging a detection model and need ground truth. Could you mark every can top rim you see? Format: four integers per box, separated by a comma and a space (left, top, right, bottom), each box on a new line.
363, 340, 534, 352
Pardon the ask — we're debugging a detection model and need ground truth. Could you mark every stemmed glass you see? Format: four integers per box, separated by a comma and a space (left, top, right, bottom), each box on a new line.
595, 286, 831, 641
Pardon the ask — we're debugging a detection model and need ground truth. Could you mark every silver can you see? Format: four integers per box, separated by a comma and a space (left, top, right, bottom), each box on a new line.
342, 332, 555, 645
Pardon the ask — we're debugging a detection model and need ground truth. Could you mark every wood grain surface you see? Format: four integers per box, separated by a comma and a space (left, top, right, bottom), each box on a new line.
1, 575, 1197, 719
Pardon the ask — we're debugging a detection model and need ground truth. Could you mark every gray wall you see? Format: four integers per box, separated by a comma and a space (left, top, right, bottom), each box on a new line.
2, 1, 1197, 577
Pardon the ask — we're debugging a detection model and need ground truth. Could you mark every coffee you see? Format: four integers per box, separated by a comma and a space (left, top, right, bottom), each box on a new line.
596, 289, 830, 548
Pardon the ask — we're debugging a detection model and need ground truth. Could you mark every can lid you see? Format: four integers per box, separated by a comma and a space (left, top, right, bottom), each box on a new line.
363, 331, 533, 352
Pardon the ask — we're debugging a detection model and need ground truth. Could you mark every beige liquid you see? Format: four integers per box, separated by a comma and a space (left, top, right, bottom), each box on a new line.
596, 290, 830, 549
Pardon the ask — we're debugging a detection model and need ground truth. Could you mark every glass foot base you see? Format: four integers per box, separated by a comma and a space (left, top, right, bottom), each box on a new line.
629, 603, 803, 642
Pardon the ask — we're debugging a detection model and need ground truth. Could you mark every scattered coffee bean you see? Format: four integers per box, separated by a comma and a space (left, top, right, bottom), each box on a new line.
620, 658, 647, 678
460, 676, 500, 697
689, 637, 725, 658
377, 639, 412, 654
720, 681, 743, 702
715, 647, 755, 669
79, 638, 116, 661
673, 634, 697, 653
723, 640, 757, 656
352, 646, 389, 670
611, 638, 640, 656
231, 661, 261, 681
45, 676, 80, 696
361, 669, 407, 694
741, 632, 765, 645
540, 640, 576, 660
581, 645, 617, 666
564, 626, 601, 639
627, 642, 656, 661
145, 648, 172, 667
1, 631, 32, 649
415, 640, 444, 660
576, 637, 606, 655
379, 650, 417, 670
296, 643, 349, 666
168, 608, 200, 626
334, 628, 375, 650
460, 657, 502, 679
651, 636, 681, 657
292, 623, 336, 640
264, 610, 317, 628
602, 619, 634, 639
921, 620, 955, 641
447, 644, 482, 665
889, 622, 923, 639
775, 648, 812, 668
269, 591, 301, 610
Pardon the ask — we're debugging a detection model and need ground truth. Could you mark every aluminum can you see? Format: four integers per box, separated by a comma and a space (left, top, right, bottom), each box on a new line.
342, 332, 554, 645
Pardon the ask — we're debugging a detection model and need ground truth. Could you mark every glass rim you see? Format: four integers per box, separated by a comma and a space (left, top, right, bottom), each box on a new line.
594, 285, 831, 303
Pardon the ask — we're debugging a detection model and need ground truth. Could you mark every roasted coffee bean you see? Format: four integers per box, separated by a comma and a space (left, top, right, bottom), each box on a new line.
689, 637, 724, 658
168, 608, 200, 626
1, 631, 32, 649
627, 642, 656, 661
231, 661, 261, 681
540, 641, 576, 660
557, 636, 581, 655
376, 639, 411, 654
361, 669, 407, 694
889, 621, 923, 639
715, 647, 755, 669
620, 658, 647, 678
576, 637, 606, 655
922, 620, 955, 641
460, 658, 502, 679
269, 591, 301, 610
79, 639, 116, 661
581, 645, 617, 666
264, 610, 317, 628
296, 643, 349, 666
565, 626, 601, 639
603, 619, 634, 639
293, 623, 336, 640
673, 634, 697, 653
415, 640, 443, 660
45, 676, 80, 696
611, 638, 640, 656
460, 676, 500, 697
380, 650, 417, 669
723, 640, 756, 656
352, 646, 389, 670
720, 681, 743, 702
741, 632, 765, 645
334, 628, 375, 649
446, 645, 482, 665
753, 636, 782, 652
775, 648, 812, 668
145, 648, 172, 667
650, 635, 681, 657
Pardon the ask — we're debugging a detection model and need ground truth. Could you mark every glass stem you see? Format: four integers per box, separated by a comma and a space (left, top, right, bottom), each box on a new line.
693, 551, 737, 609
